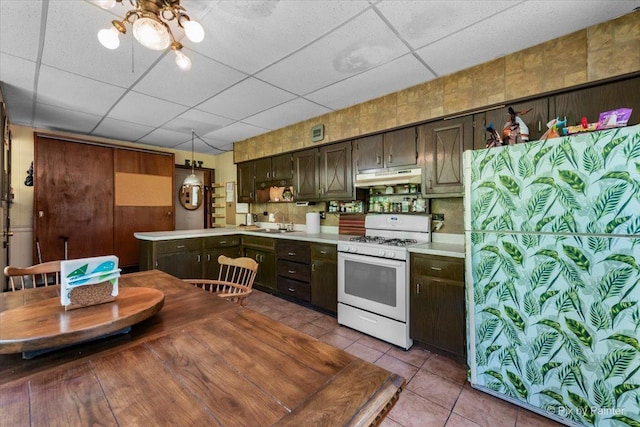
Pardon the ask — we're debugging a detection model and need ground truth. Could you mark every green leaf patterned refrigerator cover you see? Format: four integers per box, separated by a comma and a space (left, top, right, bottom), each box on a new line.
463, 125, 640, 427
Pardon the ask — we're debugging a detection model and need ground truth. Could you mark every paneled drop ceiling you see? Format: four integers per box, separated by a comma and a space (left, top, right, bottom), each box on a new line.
1, 0, 638, 154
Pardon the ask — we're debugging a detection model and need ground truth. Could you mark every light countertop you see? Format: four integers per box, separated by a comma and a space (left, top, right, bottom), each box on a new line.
135, 228, 465, 258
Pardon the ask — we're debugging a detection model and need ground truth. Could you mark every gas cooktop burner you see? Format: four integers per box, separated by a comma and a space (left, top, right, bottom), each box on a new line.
348, 236, 418, 247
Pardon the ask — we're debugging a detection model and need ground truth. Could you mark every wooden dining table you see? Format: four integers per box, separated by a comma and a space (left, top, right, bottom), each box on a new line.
0, 270, 404, 426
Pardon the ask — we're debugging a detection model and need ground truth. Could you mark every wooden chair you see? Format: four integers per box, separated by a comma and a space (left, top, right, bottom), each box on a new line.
4, 261, 62, 292
183, 255, 258, 306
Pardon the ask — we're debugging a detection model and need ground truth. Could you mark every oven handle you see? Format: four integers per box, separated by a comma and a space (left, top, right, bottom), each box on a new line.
338, 251, 406, 268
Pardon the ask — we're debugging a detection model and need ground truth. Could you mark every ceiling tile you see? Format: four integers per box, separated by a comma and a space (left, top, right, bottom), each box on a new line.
190, 0, 371, 74
0, 1, 42, 61
0, 53, 37, 122
137, 128, 190, 148
256, 9, 410, 95
242, 98, 332, 130
197, 78, 297, 120
37, 65, 126, 116
375, 0, 510, 50
41, 0, 162, 87
306, 54, 435, 110
164, 109, 235, 135
33, 102, 102, 134
107, 91, 189, 127
132, 48, 247, 106
91, 117, 155, 142
205, 122, 271, 143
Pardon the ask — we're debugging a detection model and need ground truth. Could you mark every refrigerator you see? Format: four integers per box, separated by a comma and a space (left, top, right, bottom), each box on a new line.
463, 124, 640, 426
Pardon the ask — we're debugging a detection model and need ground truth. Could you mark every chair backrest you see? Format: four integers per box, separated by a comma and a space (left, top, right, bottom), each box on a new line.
4, 261, 62, 292
216, 255, 258, 289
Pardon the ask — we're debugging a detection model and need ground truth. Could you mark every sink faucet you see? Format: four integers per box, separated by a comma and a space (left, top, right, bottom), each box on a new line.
274, 211, 287, 230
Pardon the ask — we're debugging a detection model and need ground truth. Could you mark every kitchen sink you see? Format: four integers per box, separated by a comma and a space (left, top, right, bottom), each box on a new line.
253, 228, 299, 234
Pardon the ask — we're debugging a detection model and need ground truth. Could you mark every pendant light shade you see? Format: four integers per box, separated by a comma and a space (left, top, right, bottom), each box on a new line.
182, 130, 202, 188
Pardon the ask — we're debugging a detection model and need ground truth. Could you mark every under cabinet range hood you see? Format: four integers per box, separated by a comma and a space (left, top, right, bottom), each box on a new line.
354, 168, 422, 187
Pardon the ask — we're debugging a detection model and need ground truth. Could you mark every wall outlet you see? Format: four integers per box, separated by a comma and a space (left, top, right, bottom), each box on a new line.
319, 211, 326, 219
268, 213, 275, 222
432, 213, 445, 221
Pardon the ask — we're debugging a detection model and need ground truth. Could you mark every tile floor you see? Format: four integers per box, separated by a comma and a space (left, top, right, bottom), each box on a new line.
246, 290, 563, 427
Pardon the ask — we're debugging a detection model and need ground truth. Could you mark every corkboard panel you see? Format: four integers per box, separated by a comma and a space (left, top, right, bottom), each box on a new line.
115, 172, 172, 206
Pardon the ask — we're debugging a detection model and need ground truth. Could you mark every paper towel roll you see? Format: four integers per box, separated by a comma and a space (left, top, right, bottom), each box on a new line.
306, 212, 321, 234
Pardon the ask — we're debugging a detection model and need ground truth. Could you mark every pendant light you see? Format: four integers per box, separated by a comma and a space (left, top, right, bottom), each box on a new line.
182, 130, 202, 187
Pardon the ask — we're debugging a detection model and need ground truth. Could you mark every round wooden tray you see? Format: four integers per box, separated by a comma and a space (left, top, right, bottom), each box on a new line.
0, 287, 164, 354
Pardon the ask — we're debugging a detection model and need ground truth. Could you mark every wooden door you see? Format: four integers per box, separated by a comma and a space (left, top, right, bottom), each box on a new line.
421, 115, 472, 195
114, 150, 174, 267
483, 98, 549, 145
0, 99, 10, 290
354, 134, 383, 172
237, 161, 255, 203
384, 127, 417, 168
319, 141, 352, 200
254, 157, 271, 182
293, 149, 318, 200
34, 136, 114, 262
271, 153, 293, 182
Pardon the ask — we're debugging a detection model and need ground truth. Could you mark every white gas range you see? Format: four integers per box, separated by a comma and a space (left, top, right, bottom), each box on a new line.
337, 214, 431, 349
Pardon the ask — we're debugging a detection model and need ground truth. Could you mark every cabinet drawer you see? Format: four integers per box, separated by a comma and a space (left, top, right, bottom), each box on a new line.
277, 260, 311, 282
156, 238, 202, 254
241, 235, 276, 251
277, 241, 310, 263
311, 243, 337, 261
277, 277, 311, 302
204, 235, 240, 249
411, 254, 464, 281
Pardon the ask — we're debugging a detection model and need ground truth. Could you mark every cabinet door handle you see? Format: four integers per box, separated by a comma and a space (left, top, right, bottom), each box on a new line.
288, 270, 296, 274
320, 250, 327, 254
267, 172, 271, 178
288, 252, 296, 256
197, 255, 201, 263
176, 245, 185, 249
430, 267, 442, 271
255, 254, 260, 262
416, 283, 421, 294
388, 154, 392, 164
376, 155, 381, 165
219, 240, 227, 244
538, 120, 541, 132
155, 261, 158, 268
312, 263, 316, 272
429, 179, 433, 189
288, 287, 296, 292
207, 254, 211, 262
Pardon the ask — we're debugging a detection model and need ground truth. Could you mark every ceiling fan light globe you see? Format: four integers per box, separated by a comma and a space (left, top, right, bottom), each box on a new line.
132, 17, 170, 50
98, 27, 120, 49
94, 0, 117, 9
183, 20, 204, 43
174, 50, 192, 71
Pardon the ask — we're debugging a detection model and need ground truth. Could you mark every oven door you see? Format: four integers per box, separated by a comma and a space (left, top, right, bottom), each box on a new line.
338, 252, 407, 322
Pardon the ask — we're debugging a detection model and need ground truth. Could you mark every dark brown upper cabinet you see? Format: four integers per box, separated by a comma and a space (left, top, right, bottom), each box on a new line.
421, 115, 472, 196
293, 141, 352, 201
237, 161, 256, 203
355, 127, 417, 172
254, 153, 293, 184
475, 98, 550, 149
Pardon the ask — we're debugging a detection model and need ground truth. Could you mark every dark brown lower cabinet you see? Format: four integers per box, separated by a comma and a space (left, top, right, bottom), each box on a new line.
410, 253, 466, 363
242, 236, 277, 292
139, 236, 240, 279
311, 243, 337, 314
277, 240, 311, 302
